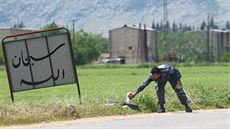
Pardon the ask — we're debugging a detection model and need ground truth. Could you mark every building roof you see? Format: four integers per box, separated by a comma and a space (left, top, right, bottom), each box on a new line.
210, 29, 230, 33
187, 29, 230, 33
110, 24, 155, 31
0, 27, 38, 42
0, 27, 37, 31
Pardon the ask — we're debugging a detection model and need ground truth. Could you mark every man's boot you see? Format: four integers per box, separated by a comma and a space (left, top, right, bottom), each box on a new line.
185, 104, 192, 112
158, 104, 165, 113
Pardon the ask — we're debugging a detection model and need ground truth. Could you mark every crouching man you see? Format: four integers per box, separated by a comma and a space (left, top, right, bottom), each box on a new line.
128, 64, 192, 113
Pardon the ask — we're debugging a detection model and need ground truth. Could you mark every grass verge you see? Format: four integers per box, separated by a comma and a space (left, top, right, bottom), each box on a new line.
0, 64, 229, 126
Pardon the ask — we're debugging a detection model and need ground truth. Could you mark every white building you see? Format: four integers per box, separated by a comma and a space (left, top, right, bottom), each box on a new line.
0, 28, 36, 42
109, 24, 157, 64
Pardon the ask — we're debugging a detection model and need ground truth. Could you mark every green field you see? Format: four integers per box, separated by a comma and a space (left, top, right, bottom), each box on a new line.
0, 65, 230, 125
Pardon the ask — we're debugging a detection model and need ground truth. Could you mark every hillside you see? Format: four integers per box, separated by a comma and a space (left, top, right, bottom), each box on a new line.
0, 0, 229, 37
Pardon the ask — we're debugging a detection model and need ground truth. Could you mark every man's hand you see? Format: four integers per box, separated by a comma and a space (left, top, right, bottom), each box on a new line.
128, 92, 138, 99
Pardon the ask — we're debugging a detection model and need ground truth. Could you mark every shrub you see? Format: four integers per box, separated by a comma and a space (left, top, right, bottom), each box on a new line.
221, 52, 230, 62
135, 93, 157, 112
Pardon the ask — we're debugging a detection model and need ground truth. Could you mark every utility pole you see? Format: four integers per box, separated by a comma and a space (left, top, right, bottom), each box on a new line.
137, 23, 142, 63
72, 20, 75, 45
143, 24, 148, 62
207, 13, 210, 63
163, 0, 169, 61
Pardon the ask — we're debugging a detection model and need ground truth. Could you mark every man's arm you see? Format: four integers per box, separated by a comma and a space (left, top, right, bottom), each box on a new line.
128, 76, 153, 99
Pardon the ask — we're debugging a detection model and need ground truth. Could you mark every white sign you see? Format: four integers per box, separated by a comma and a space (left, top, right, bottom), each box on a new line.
2, 32, 77, 93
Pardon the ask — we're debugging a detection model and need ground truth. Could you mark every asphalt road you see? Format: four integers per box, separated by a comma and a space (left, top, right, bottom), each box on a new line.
2, 109, 229, 129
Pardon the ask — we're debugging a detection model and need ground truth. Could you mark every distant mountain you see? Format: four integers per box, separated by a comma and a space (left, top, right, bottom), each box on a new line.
0, 0, 229, 37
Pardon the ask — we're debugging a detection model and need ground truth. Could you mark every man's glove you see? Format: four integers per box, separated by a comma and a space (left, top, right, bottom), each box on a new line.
128, 92, 138, 99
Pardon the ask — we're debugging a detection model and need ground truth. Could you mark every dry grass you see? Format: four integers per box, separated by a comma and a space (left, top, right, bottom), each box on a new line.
0, 99, 137, 126
0, 102, 79, 125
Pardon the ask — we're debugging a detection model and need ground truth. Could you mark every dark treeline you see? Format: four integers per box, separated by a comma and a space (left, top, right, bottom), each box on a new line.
152, 18, 230, 32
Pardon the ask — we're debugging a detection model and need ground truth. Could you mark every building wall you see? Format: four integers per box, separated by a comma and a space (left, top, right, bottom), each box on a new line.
109, 25, 157, 64
209, 30, 230, 62
190, 29, 230, 62
146, 30, 157, 62
0, 28, 35, 42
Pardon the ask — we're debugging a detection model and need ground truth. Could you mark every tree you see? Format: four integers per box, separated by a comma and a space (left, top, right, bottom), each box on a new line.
226, 21, 230, 29
182, 25, 192, 32
160, 20, 164, 30
73, 29, 109, 65
152, 20, 155, 29
157, 30, 207, 63
41, 23, 108, 65
43, 22, 61, 29
156, 22, 160, 30
201, 20, 206, 30
210, 18, 218, 29
42, 22, 64, 35
175, 32, 206, 62
166, 21, 170, 30
221, 52, 230, 62
13, 21, 26, 28
172, 21, 177, 32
